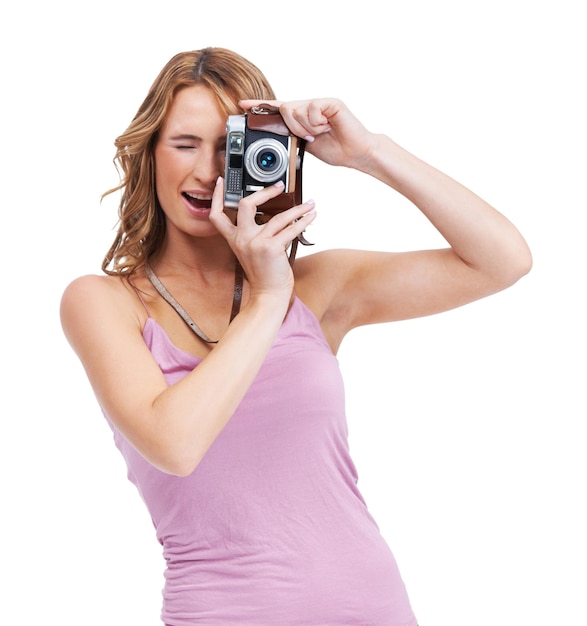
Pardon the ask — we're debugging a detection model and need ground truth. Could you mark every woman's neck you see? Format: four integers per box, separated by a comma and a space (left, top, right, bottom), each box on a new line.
150, 232, 236, 278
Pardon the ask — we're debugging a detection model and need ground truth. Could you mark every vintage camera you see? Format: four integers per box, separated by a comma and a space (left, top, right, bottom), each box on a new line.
224, 105, 305, 220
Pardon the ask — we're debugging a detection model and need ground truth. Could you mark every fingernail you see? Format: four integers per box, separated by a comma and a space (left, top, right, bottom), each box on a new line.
216, 176, 223, 185
274, 180, 285, 187
304, 135, 315, 143
305, 199, 315, 206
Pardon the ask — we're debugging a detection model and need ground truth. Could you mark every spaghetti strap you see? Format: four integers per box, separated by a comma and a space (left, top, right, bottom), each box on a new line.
128, 279, 151, 317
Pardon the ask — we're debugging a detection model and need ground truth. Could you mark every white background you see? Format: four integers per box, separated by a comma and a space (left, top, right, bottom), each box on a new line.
1, 1, 585, 624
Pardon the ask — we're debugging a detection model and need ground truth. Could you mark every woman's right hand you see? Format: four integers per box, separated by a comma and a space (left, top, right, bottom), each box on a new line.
61, 181, 316, 479
209, 176, 316, 301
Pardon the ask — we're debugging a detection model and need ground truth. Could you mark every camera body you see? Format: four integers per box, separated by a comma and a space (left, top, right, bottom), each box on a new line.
224, 106, 305, 219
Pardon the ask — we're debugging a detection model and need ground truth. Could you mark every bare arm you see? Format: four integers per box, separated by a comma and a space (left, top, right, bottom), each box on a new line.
61, 274, 288, 477
243, 97, 532, 345
329, 135, 532, 331
61, 182, 316, 477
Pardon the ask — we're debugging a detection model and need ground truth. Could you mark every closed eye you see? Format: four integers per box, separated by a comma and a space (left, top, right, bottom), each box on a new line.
170, 133, 200, 150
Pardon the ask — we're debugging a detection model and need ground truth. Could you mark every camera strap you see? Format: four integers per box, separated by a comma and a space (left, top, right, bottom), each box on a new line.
144, 261, 244, 344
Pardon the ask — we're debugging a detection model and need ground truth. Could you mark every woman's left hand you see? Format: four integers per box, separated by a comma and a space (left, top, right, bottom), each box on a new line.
239, 98, 377, 171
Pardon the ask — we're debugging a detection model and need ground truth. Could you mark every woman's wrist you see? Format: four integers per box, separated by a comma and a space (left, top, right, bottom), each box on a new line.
357, 134, 444, 201
352, 133, 401, 179
244, 288, 292, 322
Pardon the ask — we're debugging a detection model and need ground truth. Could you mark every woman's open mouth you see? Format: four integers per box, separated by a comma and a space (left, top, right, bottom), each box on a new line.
183, 192, 212, 210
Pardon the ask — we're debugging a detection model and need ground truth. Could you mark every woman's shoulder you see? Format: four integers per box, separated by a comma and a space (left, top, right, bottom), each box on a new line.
293, 248, 370, 291
294, 249, 345, 280
60, 273, 144, 339
293, 248, 365, 319
61, 273, 132, 308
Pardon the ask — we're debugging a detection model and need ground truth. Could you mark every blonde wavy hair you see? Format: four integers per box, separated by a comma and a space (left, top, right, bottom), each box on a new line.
102, 47, 276, 276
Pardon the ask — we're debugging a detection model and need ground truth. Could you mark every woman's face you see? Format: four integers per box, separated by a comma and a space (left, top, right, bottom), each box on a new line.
154, 85, 228, 238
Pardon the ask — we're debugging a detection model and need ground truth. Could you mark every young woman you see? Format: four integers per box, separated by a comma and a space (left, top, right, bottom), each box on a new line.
60, 47, 532, 625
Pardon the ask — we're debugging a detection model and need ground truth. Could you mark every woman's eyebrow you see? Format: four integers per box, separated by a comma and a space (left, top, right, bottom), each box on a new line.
169, 133, 201, 141
169, 134, 226, 143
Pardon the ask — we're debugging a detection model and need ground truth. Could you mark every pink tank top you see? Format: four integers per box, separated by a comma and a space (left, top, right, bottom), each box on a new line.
104, 297, 417, 625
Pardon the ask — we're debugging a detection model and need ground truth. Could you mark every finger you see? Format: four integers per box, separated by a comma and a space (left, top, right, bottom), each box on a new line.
280, 102, 331, 142
307, 100, 332, 129
208, 177, 236, 237
235, 181, 287, 226
238, 99, 283, 111
262, 199, 317, 243
273, 201, 317, 247
260, 197, 314, 232
239, 99, 324, 140
288, 101, 329, 130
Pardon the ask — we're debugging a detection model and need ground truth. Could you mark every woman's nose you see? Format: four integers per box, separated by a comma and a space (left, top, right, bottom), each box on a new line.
195, 149, 223, 186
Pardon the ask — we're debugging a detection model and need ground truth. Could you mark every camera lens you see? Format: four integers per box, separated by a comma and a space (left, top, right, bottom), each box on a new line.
245, 138, 289, 183
257, 150, 278, 171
